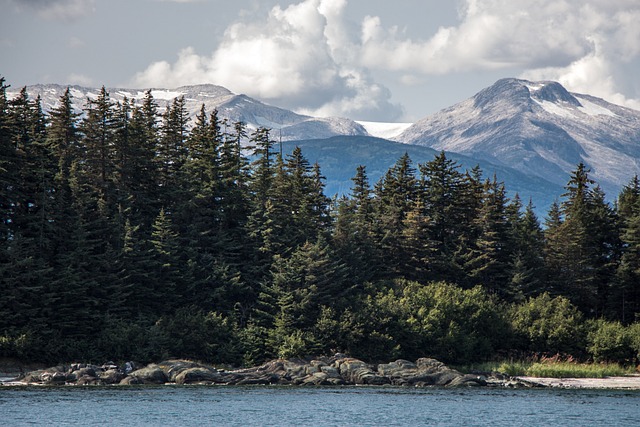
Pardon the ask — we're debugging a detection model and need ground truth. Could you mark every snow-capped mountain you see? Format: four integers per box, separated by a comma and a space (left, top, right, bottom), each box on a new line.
9, 83, 368, 142
396, 78, 640, 197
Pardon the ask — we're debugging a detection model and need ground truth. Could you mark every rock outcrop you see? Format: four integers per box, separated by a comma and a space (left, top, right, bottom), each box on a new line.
9, 355, 535, 388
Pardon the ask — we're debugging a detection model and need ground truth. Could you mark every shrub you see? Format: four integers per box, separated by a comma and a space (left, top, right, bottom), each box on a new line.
510, 293, 585, 355
365, 280, 510, 364
587, 320, 634, 363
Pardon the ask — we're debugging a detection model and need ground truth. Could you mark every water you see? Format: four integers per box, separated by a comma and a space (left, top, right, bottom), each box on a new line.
0, 386, 639, 426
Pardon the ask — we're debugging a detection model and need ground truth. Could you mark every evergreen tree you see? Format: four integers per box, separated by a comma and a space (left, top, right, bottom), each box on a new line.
333, 165, 379, 284
614, 176, 640, 322
122, 91, 160, 229
463, 176, 511, 296
418, 152, 474, 284
509, 199, 545, 299
373, 153, 418, 277
545, 164, 620, 316
157, 96, 189, 212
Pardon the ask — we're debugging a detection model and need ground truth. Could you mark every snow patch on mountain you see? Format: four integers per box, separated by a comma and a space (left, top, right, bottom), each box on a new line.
397, 78, 640, 197
577, 98, 617, 117
9, 83, 367, 142
356, 121, 413, 140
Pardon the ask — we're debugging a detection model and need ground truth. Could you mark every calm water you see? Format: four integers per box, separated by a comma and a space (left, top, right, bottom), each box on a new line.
0, 386, 639, 426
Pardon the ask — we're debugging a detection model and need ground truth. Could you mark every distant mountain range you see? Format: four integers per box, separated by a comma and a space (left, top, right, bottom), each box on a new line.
8, 83, 368, 142
10, 79, 640, 217
396, 78, 640, 199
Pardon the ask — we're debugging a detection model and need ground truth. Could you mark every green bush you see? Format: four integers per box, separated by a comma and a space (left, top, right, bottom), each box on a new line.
624, 322, 640, 364
587, 319, 634, 363
362, 280, 509, 364
510, 293, 585, 355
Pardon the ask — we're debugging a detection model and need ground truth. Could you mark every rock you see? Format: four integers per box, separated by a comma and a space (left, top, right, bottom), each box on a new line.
156, 360, 211, 382
41, 371, 67, 385
12, 355, 497, 388
446, 374, 486, 387
235, 374, 278, 385
336, 358, 390, 385
174, 367, 222, 385
119, 376, 143, 385
124, 361, 137, 375
99, 369, 126, 385
129, 365, 168, 384
76, 375, 104, 386
67, 367, 97, 382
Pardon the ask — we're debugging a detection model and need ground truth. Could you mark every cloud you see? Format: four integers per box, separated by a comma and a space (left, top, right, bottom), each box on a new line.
67, 36, 85, 49
132, 0, 402, 120
8, 0, 95, 21
132, 0, 640, 119
67, 73, 95, 86
360, 0, 640, 108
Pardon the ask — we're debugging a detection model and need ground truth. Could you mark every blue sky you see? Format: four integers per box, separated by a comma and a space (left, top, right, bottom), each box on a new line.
2, 0, 639, 122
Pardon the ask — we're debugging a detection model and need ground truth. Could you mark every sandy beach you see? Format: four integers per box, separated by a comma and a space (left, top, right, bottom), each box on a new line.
519, 375, 640, 390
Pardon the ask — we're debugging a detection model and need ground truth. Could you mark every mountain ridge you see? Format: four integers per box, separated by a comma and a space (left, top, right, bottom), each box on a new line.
8, 78, 640, 211
396, 78, 640, 197
8, 83, 369, 142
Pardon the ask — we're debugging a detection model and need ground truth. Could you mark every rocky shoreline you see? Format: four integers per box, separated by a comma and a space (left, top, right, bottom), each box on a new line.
0, 355, 538, 388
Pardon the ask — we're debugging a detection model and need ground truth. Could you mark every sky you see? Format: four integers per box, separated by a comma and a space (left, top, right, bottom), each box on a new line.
2, 0, 640, 122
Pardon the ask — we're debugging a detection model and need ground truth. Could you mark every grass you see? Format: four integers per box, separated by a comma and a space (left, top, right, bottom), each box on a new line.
457, 360, 636, 378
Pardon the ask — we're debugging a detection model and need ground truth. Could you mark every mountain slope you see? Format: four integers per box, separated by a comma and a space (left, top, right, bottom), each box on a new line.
284, 135, 563, 215
9, 83, 368, 142
396, 78, 640, 197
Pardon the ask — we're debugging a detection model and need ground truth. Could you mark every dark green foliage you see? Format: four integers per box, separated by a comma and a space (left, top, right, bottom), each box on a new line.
510, 293, 585, 355
587, 319, 635, 363
1, 78, 637, 367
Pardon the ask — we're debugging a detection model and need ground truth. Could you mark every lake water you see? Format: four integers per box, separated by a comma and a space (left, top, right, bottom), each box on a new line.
1, 386, 639, 426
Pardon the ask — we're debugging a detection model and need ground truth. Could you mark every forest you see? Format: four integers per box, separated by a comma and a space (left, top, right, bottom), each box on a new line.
1, 76, 640, 367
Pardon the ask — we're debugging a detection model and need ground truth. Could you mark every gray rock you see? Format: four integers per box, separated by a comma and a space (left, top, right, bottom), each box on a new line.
336, 358, 390, 385
99, 369, 126, 385
174, 367, 222, 385
129, 365, 168, 384
119, 376, 143, 385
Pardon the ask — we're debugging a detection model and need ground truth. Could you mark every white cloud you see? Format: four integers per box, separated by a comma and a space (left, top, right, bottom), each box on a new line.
132, 0, 402, 120
9, 0, 95, 21
360, 0, 640, 109
67, 36, 85, 49
132, 0, 640, 119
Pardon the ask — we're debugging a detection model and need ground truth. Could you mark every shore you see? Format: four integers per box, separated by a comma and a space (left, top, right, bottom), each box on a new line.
2, 357, 640, 389
518, 375, 640, 390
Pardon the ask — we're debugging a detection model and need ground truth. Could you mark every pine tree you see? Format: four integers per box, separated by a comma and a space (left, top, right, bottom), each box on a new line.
157, 96, 189, 212
122, 91, 160, 230
463, 176, 511, 295
418, 152, 474, 284
614, 176, 640, 322
373, 153, 418, 278
544, 164, 620, 316
509, 199, 546, 299
333, 165, 379, 284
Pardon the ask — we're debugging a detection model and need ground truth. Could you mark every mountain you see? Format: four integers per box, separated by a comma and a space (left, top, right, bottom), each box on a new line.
283, 135, 563, 215
10, 78, 640, 214
396, 78, 640, 198
8, 83, 368, 141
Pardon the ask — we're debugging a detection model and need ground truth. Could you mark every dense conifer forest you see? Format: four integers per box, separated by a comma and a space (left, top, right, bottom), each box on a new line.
1, 77, 639, 366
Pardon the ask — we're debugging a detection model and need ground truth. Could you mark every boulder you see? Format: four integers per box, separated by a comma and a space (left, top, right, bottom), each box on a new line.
76, 375, 104, 386
67, 367, 97, 382
119, 376, 143, 385
129, 365, 168, 384
41, 371, 67, 385
99, 369, 126, 385
157, 360, 211, 382
174, 367, 222, 385
336, 358, 390, 385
